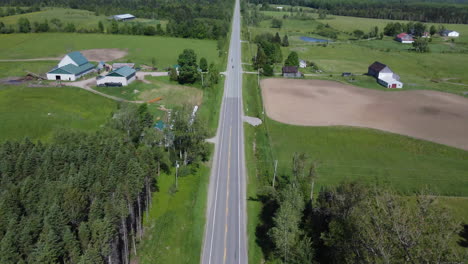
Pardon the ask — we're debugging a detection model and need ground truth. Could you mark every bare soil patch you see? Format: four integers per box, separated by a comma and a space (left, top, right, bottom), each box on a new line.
80, 49, 128, 62
262, 78, 468, 150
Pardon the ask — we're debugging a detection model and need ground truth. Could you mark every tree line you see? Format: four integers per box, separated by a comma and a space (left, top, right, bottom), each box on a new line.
0, 6, 39, 17
0, 0, 233, 39
0, 102, 210, 263
251, 0, 468, 24
255, 153, 468, 263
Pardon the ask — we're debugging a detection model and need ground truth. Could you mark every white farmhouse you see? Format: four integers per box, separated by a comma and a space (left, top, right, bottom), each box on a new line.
368, 61, 403, 89
96, 66, 136, 87
299, 59, 307, 68
47, 51, 95, 81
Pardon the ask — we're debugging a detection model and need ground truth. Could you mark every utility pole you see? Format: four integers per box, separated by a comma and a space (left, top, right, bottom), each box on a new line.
272, 160, 278, 188
175, 161, 179, 189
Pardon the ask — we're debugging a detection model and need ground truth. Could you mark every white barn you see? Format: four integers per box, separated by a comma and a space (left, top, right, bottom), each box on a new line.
47, 51, 95, 81
96, 66, 136, 87
368, 61, 403, 89
441, 30, 460, 37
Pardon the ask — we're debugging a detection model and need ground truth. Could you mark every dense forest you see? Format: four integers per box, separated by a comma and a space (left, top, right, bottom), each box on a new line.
0, 0, 233, 39
252, 0, 468, 24
0, 103, 210, 264
255, 153, 468, 263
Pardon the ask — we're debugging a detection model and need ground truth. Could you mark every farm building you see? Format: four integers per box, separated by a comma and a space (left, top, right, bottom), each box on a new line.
112, 63, 135, 69
113, 14, 136, 21
368, 61, 403, 89
421, 32, 431, 38
47, 51, 95, 81
96, 66, 136, 87
299, 59, 307, 68
395, 33, 414, 43
282, 66, 302, 78
440, 30, 459, 37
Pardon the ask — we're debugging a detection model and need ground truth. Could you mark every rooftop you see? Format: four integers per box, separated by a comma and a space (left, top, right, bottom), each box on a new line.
48, 62, 94, 75
369, 61, 387, 72
67, 51, 89, 66
282, 66, 298, 73
108, 66, 136, 78
114, 14, 136, 20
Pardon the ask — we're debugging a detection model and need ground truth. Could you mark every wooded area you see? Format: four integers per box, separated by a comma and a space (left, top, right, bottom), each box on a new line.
253, 0, 468, 24
0, 0, 233, 39
255, 153, 468, 263
0, 103, 210, 264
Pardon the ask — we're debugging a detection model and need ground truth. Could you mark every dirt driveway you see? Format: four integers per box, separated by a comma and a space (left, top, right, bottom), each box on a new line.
261, 78, 468, 150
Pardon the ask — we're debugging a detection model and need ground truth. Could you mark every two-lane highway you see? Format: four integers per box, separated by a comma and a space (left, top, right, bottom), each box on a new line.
201, 0, 247, 263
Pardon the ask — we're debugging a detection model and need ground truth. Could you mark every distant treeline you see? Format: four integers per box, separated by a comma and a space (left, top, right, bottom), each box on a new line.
0, 0, 233, 39
0, 103, 210, 264
253, 0, 468, 24
0, 6, 39, 17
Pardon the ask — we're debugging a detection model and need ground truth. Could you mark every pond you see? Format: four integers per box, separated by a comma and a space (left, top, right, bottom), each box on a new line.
300, 36, 330, 43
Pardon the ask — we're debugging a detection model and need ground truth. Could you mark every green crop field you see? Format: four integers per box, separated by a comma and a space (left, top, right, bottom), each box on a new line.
0, 33, 219, 69
136, 164, 210, 264
0, 85, 116, 142
0, 7, 166, 31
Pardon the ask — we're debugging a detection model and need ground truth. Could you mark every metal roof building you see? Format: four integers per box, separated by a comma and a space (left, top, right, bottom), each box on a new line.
47, 51, 95, 81
97, 66, 136, 87
113, 14, 136, 21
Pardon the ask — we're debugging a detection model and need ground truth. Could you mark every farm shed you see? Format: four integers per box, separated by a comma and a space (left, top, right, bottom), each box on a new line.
368, 61, 403, 88
113, 14, 136, 21
282, 66, 302, 78
395, 33, 414, 44
47, 51, 95, 81
440, 30, 459, 37
97, 66, 136, 87
112, 63, 135, 69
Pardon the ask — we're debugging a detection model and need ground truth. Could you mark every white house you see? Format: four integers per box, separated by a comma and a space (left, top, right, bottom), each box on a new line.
276, 6, 283, 10
96, 66, 136, 87
47, 51, 95, 81
368, 61, 403, 88
441, 30, 460, 37
299, 59, 307, 68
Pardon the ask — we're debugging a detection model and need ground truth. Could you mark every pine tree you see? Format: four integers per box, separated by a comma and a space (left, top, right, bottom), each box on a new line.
273, 32, 281, 43
282, 35, 289, 47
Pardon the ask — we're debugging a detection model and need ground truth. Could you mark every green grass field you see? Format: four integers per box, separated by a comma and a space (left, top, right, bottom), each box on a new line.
0, 7, 166, 31
0, 33, 219, 68
246, 9, 468, 95
0, 85, 115, 142
0, 61, 56, 78
136, 164, 210, 264
95, 76, 203, 106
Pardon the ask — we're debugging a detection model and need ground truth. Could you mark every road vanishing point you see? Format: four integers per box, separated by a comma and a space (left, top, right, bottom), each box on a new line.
201, 0, 248, 263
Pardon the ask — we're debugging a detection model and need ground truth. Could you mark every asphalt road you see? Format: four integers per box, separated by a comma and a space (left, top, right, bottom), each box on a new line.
201, 0, 248, 263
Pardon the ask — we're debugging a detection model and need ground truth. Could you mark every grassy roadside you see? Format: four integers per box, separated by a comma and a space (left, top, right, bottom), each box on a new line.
136, 164, 211, 263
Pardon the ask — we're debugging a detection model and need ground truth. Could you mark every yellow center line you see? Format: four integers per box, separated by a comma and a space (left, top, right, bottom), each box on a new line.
223, 126, 232, 264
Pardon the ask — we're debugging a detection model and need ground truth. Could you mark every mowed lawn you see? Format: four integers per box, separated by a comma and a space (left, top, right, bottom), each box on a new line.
0, 61, 57, 78
266, 120, 468, 196
0, 33, 219, 68
137, 164, 210, 264
0, 86, 115, 142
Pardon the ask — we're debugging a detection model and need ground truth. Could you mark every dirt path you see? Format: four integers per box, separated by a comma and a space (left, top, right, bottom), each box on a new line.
261, 78, 468, 151
60, 71, 169, 103
0, 48, 128, 62
62, 78, 145, 103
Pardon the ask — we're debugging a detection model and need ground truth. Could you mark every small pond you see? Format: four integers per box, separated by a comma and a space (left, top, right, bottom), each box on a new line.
300, 36, 330, 43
